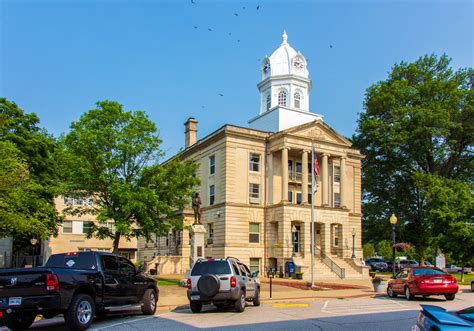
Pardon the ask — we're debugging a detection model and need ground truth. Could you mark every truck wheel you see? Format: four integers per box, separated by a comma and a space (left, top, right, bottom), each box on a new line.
190, 300, 202, 313
141, 288, 158, 315
234, 291, 246, 312
64, 294, 95, 330
253, 288, 261, 306
3, 312, 36, 330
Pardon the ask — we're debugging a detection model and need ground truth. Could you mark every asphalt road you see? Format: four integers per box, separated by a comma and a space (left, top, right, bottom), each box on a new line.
2, 290, 472, 330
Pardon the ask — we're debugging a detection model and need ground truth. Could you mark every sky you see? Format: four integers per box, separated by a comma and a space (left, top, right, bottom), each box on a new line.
1, 0, 472, 157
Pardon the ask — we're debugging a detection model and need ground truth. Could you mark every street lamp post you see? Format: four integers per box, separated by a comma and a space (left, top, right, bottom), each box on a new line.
30, 236, 38, 267
351, 228, 356, 259
389, 214, 398, 278
291, 225, 297, 257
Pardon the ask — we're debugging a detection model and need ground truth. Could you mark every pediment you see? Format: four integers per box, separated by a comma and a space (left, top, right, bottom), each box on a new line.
284, 120, 352, 146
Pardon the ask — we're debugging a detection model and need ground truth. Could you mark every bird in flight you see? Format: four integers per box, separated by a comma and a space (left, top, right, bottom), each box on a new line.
330, 45, 333, 48
191, 0, 195, 3
234, 13, 238, 16
256, 5, 260, 10
219, 93, 224, 96
237, 39, 241, 42
228, 32, 232, 35
208, 28, 212, 31
194, 26, 198, 29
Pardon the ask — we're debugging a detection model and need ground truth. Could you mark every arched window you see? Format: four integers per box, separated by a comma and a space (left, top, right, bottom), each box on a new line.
266, 94, 271, 111
278, 90, 287, 106
294, 92, 301, 109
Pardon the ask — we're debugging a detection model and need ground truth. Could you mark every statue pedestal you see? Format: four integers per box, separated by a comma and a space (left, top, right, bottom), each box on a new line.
189, 224, 207, 267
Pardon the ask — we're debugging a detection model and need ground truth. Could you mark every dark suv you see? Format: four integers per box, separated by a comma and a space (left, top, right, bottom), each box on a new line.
365, 257, 388, 272
186, 258, 260, 313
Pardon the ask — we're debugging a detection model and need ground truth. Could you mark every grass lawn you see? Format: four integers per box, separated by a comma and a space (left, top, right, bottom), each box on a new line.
453, 273, 473, 285
156, 278, 181, 286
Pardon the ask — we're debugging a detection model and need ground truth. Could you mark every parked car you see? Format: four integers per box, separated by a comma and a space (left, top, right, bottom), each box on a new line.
413, 304, 473, 330
387, 267, 458, 301
393, 259, 419, 272
187, 257, 260, 313
365, 258, 388, 272
471, 278, 474, 292
446, 265, 472, 274
0, 252, 158, 330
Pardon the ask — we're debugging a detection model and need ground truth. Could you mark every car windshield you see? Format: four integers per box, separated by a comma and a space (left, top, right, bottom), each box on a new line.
191, 260, 231, 276
371, 259, 384, 262
412, 268, 446, 276
457, 307, 474, 323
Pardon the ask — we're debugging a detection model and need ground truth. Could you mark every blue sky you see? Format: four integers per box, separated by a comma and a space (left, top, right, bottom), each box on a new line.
1, 0, 472, 157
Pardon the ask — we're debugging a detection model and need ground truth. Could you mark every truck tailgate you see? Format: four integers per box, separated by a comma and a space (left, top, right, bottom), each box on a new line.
0, 268, 50, 297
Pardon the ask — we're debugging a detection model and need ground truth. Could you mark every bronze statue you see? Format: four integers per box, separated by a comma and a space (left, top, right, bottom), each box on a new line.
192, 192, 202, 224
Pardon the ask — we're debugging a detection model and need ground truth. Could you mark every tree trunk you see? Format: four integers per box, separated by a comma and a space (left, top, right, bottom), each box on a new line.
460, 264, 465, 283
112, 232, 121, 254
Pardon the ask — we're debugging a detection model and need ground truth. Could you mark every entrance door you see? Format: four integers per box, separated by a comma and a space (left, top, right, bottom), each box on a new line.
293, 226, 301, 254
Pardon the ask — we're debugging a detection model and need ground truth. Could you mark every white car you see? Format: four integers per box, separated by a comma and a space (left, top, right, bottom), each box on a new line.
446, 265, 472, 274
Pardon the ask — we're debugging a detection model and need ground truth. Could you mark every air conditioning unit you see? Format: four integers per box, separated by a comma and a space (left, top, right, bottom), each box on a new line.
249, 197, 260, 204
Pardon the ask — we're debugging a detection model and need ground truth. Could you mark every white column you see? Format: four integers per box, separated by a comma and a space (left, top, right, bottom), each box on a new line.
281, 147, 288, 202
322, 153, 329, 206
302, 150, 309, 204
268, 152, 273, 205
340, 156, 347, 208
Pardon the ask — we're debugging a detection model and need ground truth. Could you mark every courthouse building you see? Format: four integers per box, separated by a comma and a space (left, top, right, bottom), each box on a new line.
144, 32, 366, 279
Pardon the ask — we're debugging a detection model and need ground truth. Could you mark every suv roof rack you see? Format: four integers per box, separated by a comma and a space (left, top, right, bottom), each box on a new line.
226, 256, 240, 261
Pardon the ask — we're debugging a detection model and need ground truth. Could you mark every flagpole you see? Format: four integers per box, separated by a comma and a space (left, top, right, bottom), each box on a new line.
310, 142, 315, 288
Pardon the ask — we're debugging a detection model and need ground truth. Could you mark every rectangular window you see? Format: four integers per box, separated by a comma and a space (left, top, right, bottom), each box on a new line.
249, 223, 260, 243
82, 221, 93, 234
288, 160, 293, 172
249, 153, 260, 172
249, 183, 260, 203
249, 258, 260, 273
296, 192, 302, 205
207, 223, 214, 244
63, 221, 73, 233
288, 191, 293, 203
334, 193, 341, 208
209, 185, 215, 205
334, 166, 341, 183
209, 155, 215, 175
78, 247, 92, 252
296, 162, 302, 174
308, 193, 312, 205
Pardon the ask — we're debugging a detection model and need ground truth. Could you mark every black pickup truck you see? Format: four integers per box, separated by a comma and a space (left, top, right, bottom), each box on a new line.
0, 251, 158, 330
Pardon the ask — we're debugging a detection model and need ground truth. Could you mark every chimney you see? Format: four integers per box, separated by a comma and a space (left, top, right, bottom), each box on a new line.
184, 117, 198, 148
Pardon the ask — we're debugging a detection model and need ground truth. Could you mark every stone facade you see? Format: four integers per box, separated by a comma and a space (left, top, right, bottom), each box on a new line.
42, 197, 138, 263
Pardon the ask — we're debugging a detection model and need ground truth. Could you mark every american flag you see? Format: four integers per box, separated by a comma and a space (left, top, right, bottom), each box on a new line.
312, 146, 319, 192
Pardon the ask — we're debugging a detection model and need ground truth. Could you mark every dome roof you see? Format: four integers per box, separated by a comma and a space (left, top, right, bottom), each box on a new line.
265, 31, 308, 78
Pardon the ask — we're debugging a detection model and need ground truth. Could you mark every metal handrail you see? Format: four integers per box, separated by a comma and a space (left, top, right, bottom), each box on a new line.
314, 247, 345, 279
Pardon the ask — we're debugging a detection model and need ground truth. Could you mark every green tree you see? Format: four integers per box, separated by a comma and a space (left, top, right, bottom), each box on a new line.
363, 242, 375, 258
353, 55, 473, 264
0, 99, 60, 243
417, 174, 473, 281
59, 101, 199, 253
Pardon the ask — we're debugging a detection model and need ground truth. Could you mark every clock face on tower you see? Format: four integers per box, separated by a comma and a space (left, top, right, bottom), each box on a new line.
293, 56, 304, 72
263, 61, 271, 75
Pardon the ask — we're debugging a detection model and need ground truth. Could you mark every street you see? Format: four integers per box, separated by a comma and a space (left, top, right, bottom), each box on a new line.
4, 290, 472, 331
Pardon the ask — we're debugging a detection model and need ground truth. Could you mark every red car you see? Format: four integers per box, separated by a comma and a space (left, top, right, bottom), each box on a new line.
387, 267, 458, 301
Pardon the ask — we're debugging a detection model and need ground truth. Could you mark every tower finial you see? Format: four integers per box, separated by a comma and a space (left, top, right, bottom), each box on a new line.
282, 30, 288, 45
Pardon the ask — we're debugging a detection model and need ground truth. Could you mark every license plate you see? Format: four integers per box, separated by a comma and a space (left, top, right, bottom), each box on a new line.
433, 278, 442, 283
191, 295, 200, 300
8, 297, 21, 306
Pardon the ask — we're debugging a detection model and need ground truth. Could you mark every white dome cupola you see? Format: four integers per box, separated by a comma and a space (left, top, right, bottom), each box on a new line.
262, 31, 309, 79
249, 31, 323, 132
